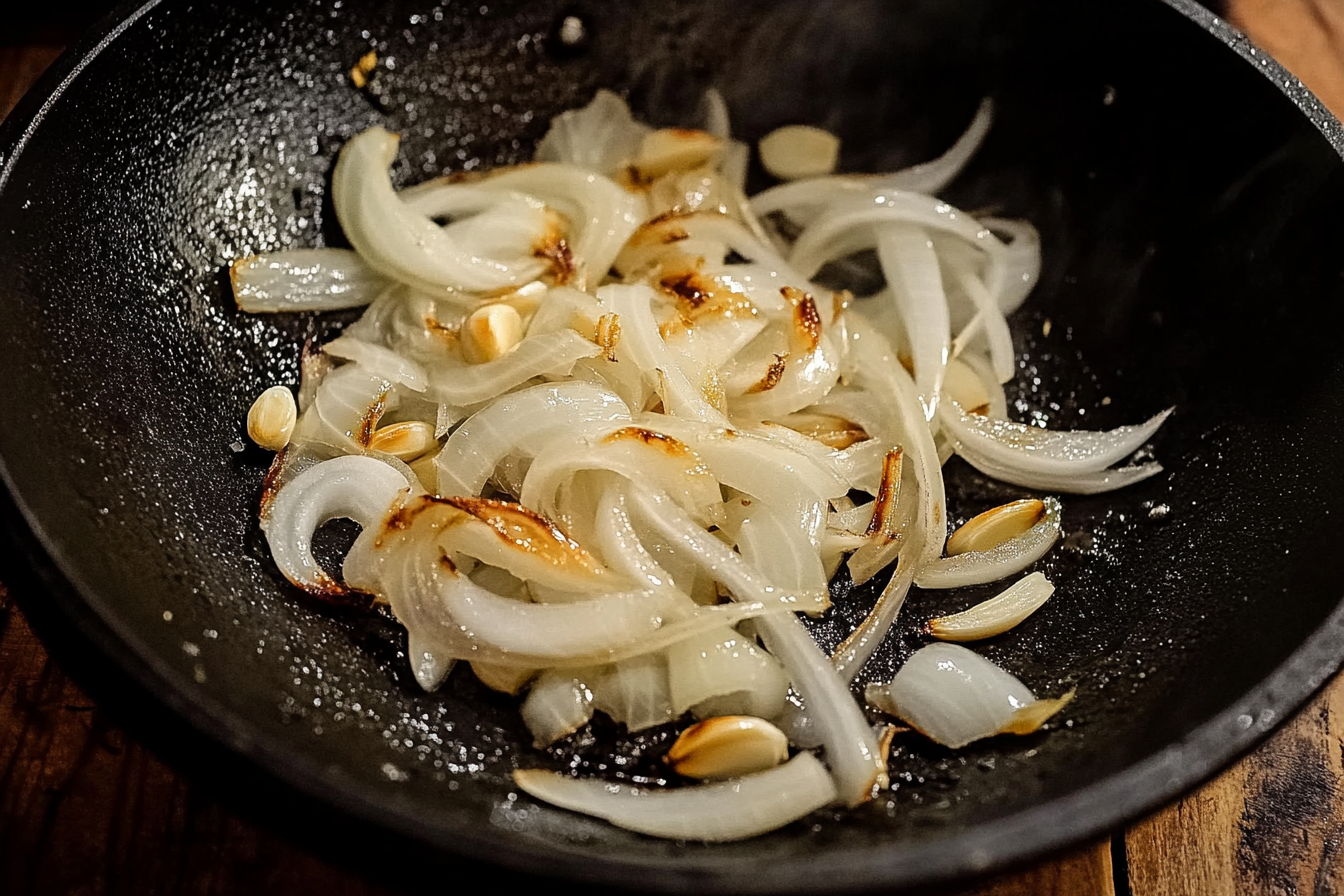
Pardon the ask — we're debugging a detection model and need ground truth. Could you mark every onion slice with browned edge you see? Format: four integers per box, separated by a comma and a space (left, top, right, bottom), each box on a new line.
262, 455, 414, 593
865, 642, 1072, 748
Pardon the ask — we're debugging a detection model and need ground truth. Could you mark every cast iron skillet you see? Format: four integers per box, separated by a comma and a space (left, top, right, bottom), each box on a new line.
4, 0, 1344, 890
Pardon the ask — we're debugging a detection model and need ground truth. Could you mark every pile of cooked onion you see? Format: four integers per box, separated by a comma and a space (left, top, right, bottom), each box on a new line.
237, 89, 1170, 841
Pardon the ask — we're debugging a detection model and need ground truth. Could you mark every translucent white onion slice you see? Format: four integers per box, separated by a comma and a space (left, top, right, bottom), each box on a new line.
731, 508, 886, 806
379, 550, 772, 671
734, 506, 828, 607
436, 382, 630, 497
513, 751, 836, 842
424, 329, 600, 406
626, 484, 828, 613
588, 652, 676, 732
408, 164, 644, 287
844, 313, 946, 569
831, 535, 922, 684
667, 627, 788, 721
380, 494, 625, 594
521, 425, 726, 531
876, 223, 950, 420
954, 440, 1166, 494
521, 669, 594, 747
940, 401, 1173, 476
332, 128, 550, 294
647, 417, 849, 516
982, 217, 1041, 314
262, 455, 412, 594
926, 571, 1055, 641
231, 248, 390, 313
599, 283, 729, 425
592, 480, 680, 596
534, 88, 651, 178
865, 643, 1071, 748
915, 497, 1061, 590
788, 191, 1004, 282
322, 336, 428, 392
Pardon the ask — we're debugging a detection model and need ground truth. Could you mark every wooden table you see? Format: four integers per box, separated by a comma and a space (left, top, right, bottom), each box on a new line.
5, 4, 1344, 892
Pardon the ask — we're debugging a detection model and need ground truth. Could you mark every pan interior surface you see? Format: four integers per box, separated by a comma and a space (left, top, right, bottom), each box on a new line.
2, 0, 1344, 890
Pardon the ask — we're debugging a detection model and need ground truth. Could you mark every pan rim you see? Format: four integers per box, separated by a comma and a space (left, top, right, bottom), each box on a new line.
2, 0, 1343, 890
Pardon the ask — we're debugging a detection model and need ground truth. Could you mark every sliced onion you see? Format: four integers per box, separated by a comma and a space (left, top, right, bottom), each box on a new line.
588, 652, 676, 732
534, 88, 651, 178
231, 248, 390, 312
940, 401, 1173, 476
788, 191, 1004, 282
521, 669, 595, 747
876, 223, 950, 420
599, 283, 730, 425
331, 127, 549, 294
626, 484, 829, 613
514, 751, 837, 842
831, 535, 922, 683
436, 382, 630, 497
322, 336, 429, 392
521, 424, 726, 531
865, 642, 1071, 748
925, 571, 1056, 641
424, 329, 601, 406
262, 455, 412, 594
667, 627, 789, 720
955, 440, 1166, 494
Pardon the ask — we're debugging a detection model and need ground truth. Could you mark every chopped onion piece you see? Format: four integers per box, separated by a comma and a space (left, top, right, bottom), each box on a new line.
866, 643, 1071, 748
521, 669, 595, 747
514, 751, 836, 842
322, 336, 429, 392
437, 382, 630, 497
425, 329, 601, 406
667, 627, 789, 721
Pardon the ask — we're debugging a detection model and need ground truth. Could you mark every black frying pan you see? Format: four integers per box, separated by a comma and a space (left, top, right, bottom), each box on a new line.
4, 0, 1344, 891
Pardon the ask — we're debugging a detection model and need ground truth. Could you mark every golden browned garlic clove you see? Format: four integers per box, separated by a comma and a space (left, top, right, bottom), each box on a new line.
758, 125, 840, 181
945, 498, 1046, 557
368, 420, 438, 460
471, 661, 537, 695
634, 128, 724, 179
461, 303, 524, 364
247, 385, 297, 451
943, 357, 991, 415
667, 715, 789, 781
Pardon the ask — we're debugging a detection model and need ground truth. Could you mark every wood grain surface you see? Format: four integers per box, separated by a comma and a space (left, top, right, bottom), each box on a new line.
4, 4, 1344, 892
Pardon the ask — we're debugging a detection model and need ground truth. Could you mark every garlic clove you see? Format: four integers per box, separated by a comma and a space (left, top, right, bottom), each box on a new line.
634, 128, 724, 179
667, 715, 789, 781
461, 302, 524, 364
758, 125, 840, 181
247, 385, 297, 451
945, 498, 1046, 557
368, 420, 438, 460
